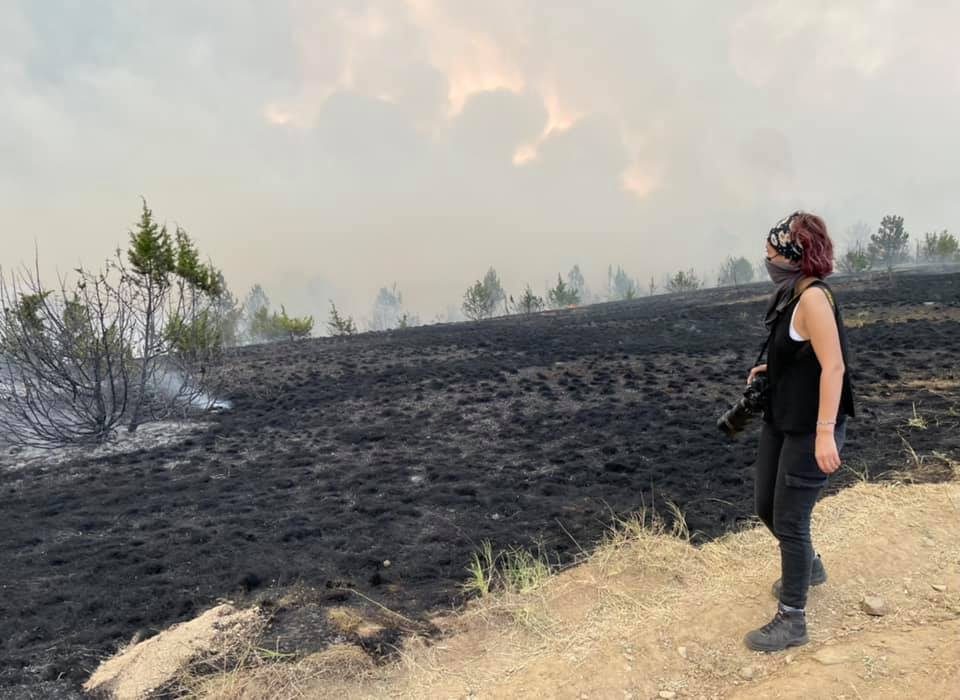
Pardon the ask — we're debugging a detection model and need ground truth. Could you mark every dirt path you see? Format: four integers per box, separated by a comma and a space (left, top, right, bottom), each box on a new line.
281, 478, 960, 700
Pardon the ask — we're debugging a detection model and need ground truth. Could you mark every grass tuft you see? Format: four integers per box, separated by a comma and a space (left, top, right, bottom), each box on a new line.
907, 402, 928, 430
463, 540, 495, 598
462, 540, 553, 598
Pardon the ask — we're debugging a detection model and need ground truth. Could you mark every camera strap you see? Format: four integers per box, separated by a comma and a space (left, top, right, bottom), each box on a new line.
754, 276, 823, 366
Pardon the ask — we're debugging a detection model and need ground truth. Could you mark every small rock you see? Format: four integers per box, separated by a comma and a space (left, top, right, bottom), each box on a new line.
677, 646, 688, 659
931, 584, 947, 592
490, 513, 500, 520
861, 595, 888, 616
856, 576, 867, 585
739, 666, 755, 680
658, 692, 677, 700
382, 559, 391, 568
785, 654, 795, 664
923, 537, 936, 547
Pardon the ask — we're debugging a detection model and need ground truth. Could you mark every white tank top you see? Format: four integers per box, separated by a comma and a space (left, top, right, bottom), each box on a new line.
789, 302, 807, 342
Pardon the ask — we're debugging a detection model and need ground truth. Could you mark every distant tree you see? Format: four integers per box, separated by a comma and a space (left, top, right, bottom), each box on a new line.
326, 301, 356, 336
837, 241, 874, 274
248, 306, 281, 342
396, 311, 421, 329
547, 273, 580, 308
463, 280, 496, 321
755, 257, 767, 283
209, 270, 242, 348
240, 284, 270, 344
844, 221, 872, 250
922, 230, 959, 262
462, 280, 496, 320
275, 306, 313, 339
607, 264, 639, 300
666, 269, 702, 294
482, 267, 506, 311
648, 275, 657, 296
718, 256, 755, 287
567, 264, 590, 304
513, 284, 545, 314
462, 267, 505, 321
243, 284, 269, 320
869, 215, 910, 276
369, 282, 406, 331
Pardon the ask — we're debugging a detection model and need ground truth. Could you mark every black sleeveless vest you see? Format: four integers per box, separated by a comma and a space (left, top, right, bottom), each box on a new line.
763, 280, 855, 433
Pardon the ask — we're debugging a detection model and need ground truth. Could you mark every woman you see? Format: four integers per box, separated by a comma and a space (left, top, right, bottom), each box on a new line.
743, 211, 856, 652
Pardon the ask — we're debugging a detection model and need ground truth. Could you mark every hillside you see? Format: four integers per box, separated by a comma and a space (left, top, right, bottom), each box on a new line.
1, 271, 958, 696
194, 477, 960, 699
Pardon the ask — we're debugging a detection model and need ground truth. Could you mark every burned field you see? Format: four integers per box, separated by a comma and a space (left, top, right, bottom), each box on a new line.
2, 272, 959, 693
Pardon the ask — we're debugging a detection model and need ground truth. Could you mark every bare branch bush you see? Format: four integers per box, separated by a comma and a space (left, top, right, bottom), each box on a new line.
0, 201, 229, 447
0, 256, 135, 447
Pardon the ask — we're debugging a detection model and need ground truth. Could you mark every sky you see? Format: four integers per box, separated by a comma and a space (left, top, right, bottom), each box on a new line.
2, 1, 959, 327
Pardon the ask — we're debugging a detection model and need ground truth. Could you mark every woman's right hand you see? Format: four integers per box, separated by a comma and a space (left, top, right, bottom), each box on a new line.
747, 363, 767, 386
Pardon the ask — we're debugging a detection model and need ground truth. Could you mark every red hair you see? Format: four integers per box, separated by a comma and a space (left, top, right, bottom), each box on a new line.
791, 212, 834, 278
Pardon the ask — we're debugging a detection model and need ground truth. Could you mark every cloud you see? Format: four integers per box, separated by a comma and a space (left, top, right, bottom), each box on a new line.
2, 1, 960, 324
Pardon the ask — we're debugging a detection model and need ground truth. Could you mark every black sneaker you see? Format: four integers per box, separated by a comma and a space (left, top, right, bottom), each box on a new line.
744, 607, 809, 652
771, 554, 827, 600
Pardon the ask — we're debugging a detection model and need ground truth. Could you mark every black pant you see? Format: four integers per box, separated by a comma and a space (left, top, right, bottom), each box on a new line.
754, 420, 846, 608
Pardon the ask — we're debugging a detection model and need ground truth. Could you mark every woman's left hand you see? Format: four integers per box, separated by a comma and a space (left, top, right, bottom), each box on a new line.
815, 430, 841, 474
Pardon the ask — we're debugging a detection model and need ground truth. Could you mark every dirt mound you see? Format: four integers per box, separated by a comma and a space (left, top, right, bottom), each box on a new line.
83, 604, 261, 699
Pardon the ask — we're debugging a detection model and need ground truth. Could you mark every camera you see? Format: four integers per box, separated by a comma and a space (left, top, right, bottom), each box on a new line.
717, 373, 768, 437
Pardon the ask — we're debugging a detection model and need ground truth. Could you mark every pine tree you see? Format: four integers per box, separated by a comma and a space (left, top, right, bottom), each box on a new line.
515, 284, 545, 314
462, 267, 504, 320
718, 256, 755, 287
869, 215, 909, 276
327, 300, 357, 336
126, 199, 177, 432
462, 280, 496, 320
547, 273, 580, 308
606, 264, 639, 300
666, 269, 702, 293
369, 282, 404, 331
567, 264, 589, 303
922, 230, 959, 262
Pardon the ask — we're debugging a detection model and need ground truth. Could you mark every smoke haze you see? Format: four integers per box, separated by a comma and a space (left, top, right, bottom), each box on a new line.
3, 1, 959, 325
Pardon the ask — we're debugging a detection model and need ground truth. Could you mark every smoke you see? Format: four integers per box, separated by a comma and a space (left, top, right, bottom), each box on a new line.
2, 1, 960, 323
150, 366, 232, 412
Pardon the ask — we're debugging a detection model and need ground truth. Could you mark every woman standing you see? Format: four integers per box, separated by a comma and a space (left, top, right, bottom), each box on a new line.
744, 211, 856, 652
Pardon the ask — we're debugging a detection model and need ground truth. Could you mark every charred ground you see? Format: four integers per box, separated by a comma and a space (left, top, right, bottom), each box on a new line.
1, 272, 958, 694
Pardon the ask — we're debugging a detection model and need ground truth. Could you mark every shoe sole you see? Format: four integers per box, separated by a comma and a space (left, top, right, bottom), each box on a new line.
744, 633, 810, 653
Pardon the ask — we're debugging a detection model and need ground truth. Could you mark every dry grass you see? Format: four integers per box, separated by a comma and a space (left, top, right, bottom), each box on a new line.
147, 456, 960, 700
842, 304, 960, 329
321, 477, 959, 699
906, 402, 929, 430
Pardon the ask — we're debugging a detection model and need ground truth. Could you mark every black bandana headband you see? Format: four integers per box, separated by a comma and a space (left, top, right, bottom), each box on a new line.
767, 211, 804, 263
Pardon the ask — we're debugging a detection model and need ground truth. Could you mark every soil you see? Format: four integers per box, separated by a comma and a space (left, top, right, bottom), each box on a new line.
1, 271, 958, 696
308, 479, 960, 700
